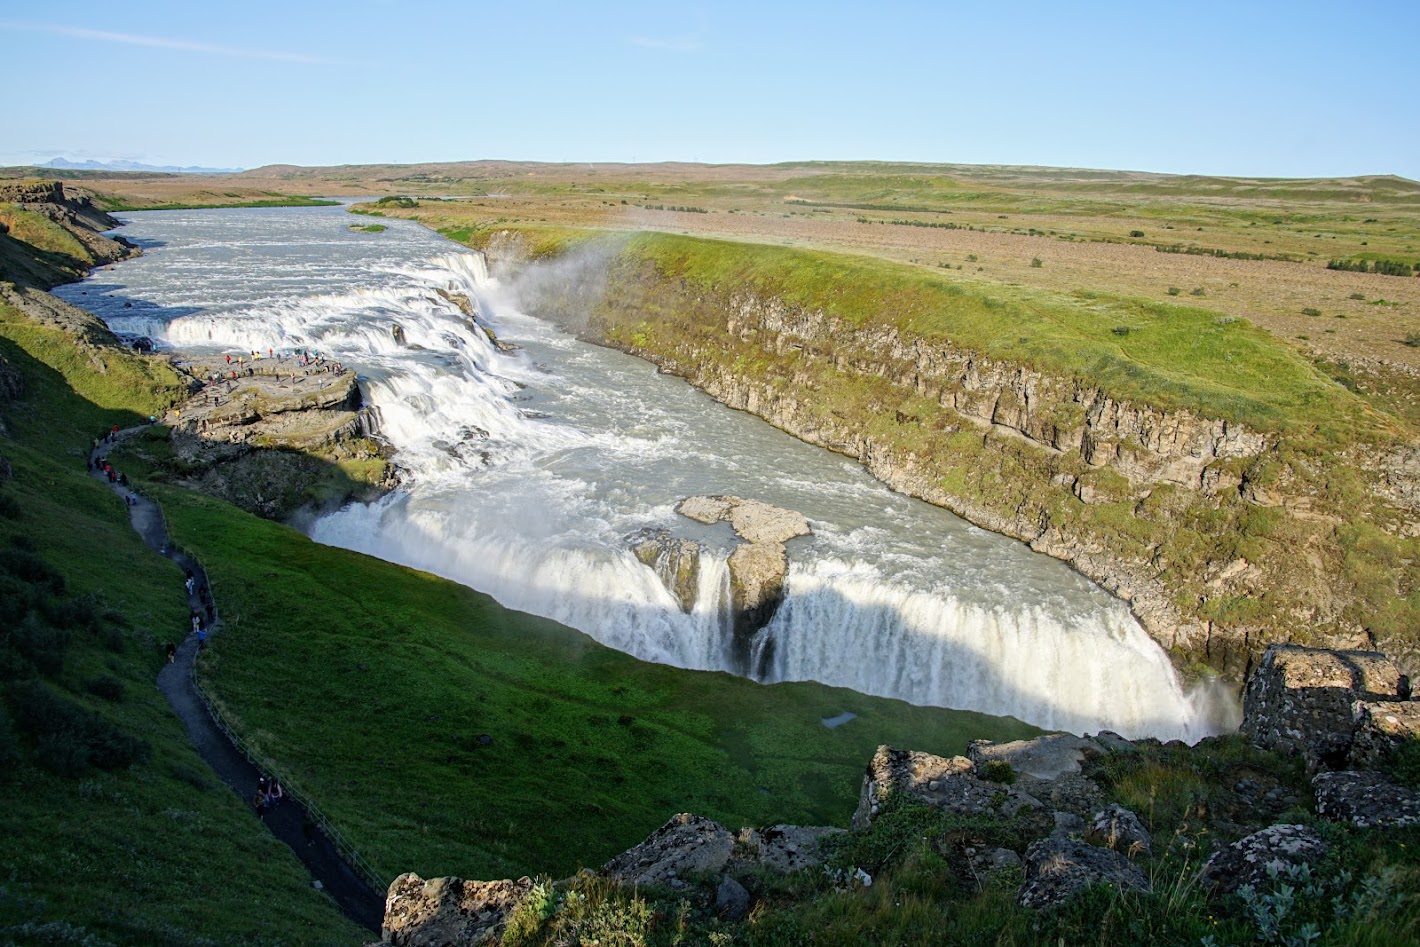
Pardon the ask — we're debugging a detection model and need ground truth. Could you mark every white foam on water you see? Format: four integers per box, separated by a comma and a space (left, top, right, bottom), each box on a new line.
61, 207, 1236, 741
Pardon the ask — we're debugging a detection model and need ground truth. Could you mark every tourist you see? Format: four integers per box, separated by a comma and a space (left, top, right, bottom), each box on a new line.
269, 779, 284, 807
165, 642, 176, 663
196, 626, 207, 650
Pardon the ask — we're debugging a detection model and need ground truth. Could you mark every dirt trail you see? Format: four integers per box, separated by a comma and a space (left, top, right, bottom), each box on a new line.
89, 427, 384, 933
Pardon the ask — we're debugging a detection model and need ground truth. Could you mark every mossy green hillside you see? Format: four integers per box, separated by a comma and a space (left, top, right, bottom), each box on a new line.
610, 232, 1388, 443
0, 203, 93, 268
0, 298, 187, 456
145, 483, 1039, 884
0, 329, 364, 943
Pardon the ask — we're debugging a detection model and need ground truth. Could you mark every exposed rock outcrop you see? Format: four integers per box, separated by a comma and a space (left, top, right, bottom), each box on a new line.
1086, 804, 1152, 858
673, 494, 811, 672
601, 814, 842, 889
1348, 700, 1420, 769
1313, 770, 1420, 828
382, 873, 533, 946
967, 734, 1104, 781
629, 528, 701, 611
1199, 824, 1328, 894
1242, 644, 1409, 770
852, 745, 1047, 831
1018, 837, 1149, 910
120, 355, 395, 520
733, 824, 843, 874
602, 813, 737, 887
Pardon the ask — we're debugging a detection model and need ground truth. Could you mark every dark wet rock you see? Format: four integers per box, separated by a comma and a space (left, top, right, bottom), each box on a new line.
629, 528, 701, 611
1018, 838, 1149, 910
1050, 811, 1087, 839
1242, 644, 1408, 770
1199, 824, 1328, 894
602, 813, 736, 887
727, 540, 787, 648
1313, 770, 1420, 828
382, 872, 532, 946
674, 495, 811, 666
1348, 700, 1420, 769
1087, 804, 1152, 858
971, 847, 1023, 875
716, 876, 751, 921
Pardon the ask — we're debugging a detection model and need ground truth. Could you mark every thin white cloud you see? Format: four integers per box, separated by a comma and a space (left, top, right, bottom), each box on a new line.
0, 20, 344, 65
627, 35, 703, 53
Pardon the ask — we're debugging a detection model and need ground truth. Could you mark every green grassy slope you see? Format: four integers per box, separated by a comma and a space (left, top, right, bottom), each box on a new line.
153, 484, 1039, 883
0, 322, 365, 943
615, 233, 1387, 443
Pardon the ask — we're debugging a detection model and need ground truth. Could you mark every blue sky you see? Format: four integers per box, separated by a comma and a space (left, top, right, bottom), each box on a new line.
2, 0, 1417, 179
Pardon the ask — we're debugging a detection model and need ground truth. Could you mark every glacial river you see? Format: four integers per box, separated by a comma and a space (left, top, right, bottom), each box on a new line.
58, 204, 1235, 739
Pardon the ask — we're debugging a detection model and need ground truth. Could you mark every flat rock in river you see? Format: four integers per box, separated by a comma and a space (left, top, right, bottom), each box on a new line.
675, 494, 811, 544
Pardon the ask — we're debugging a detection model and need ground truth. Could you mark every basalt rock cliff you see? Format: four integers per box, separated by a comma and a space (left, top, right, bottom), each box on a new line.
471, 239, 1416, 680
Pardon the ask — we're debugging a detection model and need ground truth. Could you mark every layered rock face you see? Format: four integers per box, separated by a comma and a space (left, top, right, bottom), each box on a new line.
121, 355, 395, 520
629, 528, 701, 612
582, 257, 1420, 676
0, 181, 136, 285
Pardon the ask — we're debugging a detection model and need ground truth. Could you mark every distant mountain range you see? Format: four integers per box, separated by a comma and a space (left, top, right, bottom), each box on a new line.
41, 157, 244, 175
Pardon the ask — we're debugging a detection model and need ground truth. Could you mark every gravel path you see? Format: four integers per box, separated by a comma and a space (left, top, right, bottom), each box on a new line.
90, 427, 383, 933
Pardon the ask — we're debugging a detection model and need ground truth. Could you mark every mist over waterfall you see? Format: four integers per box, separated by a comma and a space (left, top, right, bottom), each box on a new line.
62, 206, 1236, 741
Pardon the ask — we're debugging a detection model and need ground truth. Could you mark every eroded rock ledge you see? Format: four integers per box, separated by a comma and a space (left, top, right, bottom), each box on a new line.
630, 495, 811, 675
121, 354, 397, 520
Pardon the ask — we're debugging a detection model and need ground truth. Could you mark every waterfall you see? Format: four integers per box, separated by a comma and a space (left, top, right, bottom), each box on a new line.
77, 210, 1233, 742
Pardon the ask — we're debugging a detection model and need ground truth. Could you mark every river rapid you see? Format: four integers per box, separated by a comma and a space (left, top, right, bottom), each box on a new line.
58, 204, 1238, 740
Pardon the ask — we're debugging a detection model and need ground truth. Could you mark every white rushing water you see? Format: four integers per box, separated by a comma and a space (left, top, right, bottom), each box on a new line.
58, 204, 1239, 740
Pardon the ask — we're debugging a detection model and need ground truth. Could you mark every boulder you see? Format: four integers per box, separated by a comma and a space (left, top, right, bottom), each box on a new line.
1313, 771, 1420, 828
1017, 838, 1149, 910
382, 873, 532, 946
852, 745, 1042, 830
715, 876, 751, 922
1242, 644, 1408, 770
734, 824, 843, 873
1348, 700, 1420, 769
1086, 804, 1152, 858
968, 734, 1104, 780
1199, 824, 1327, 894
629, 528, 702, 612
602, 813, 736, 887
